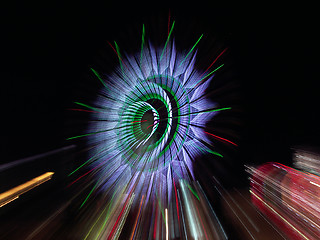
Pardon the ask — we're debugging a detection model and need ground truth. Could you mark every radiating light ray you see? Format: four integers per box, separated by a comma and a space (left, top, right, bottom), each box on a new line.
192, 63, 224, 88
114, 41, 124, 72
179, 34, 203, 68
173, 179, 180, 222
66, 129, 111, 140
205, 131, 238, 146
68, 148, 106, 176
140, 24, 145, 65
74, 101, 104, 113
91, 68, 109, 90
67, 155, 115, 187
198, 48, 228, 80
250, 190, 309, 240
130, 195, 145, 240
165, 208, 169, 240
131, 120, 147, 124
159, 21, 175, 62
67, 20, 236, 239
79, 182, 98, 209
68, 108, 99, 113
107, 41, 129, 73
83, 196, 113, 240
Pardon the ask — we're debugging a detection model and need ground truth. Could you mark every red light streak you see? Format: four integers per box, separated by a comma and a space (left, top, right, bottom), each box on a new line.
107, 194, 132, 240
153, 202, 158, 239
205, 131, 238, 146
147, 120, 159, 129
131, 120, 147, 124
107, 41, 129, 70
199, 48, 228, 79
67, 157, 111, 187
196, 48, 228, 88
173, 180, 180, 222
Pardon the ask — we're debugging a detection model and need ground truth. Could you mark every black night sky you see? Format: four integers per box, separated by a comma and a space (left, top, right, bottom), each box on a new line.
2, 2, 320, 182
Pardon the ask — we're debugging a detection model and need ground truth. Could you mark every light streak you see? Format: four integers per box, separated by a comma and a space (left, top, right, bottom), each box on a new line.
114, 194, 134, 240
140, 24, 145, 64
68, 108, 98, 113
205, 131, 238, 146
114, 41, 124, 72
159, 21, 175, 61
67, 155, 113, 187
66, 128, 115, 140
179, 34, 203, 67
130, 195, 145, 240
74, 101, 104, 113
79, 182, 98, 208
180, 180, 200, 239
107, 194, 133, 240
153, 202, 158, 239
131, 120, 147, 124
0, 172, 54, 208
310, 181, 320, 188
107, 41, 129, 73
165, 208, 169, 240
192, 64, 224, 88
198, 48, 228, 80
91, 68, 109, 90
173, 180, 180, 222
250, 190, 309, 240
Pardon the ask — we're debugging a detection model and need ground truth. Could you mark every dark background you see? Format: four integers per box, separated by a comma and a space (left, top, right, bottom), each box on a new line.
2, 2, 319, 178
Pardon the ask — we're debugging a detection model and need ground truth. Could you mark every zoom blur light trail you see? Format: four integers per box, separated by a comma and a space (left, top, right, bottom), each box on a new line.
68, 21, 233, 239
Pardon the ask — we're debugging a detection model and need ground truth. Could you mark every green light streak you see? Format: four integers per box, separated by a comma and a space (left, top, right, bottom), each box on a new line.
68, 143, 113, 176
159, 21, 175, 62
206, 107, 231, 112
180, 180, 200, 238
84, 201, 111, 240
193, 143, 223, 158
193, 63, 224, 87
66, 129, 110, 140
74, 101, 103, 113
69, 155, 95, 176
140, 24, 145, 64
179, 34, 203, 67
84, 188, 121, 240
95, 189, 120, 240
114, 41, 124, 72
80, 182, 98, 208
178, 107, 231, 117
206, 149, 223, 157
91, 68, 109, 90
186, 182, 200, 201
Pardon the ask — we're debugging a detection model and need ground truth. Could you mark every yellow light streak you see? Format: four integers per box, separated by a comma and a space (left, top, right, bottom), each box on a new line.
0, 172, 54, 208
165, 208, 169, 240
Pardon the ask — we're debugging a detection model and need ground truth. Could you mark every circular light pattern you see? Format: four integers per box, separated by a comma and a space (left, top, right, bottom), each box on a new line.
69, 23, 233, 204
66, 21, 239, 240
88, 41, 216, 186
